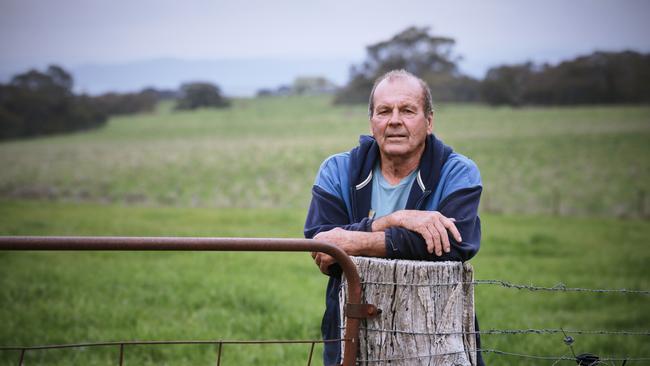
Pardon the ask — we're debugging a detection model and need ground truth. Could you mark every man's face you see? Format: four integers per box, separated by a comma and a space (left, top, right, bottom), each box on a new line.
370, 77, 432, 160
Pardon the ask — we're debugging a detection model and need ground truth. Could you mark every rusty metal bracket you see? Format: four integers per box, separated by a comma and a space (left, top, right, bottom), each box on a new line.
346, 303, 381, 319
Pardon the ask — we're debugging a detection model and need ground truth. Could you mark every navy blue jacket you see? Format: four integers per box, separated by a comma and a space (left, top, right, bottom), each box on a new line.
304, 134, 482, 365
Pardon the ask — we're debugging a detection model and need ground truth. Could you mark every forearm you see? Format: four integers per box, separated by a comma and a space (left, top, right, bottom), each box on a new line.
344, 230, 386, 257
314, 228, 386, 257
370, 213, 397, 232
312, 228, 386, 275
383, 187, 482, 262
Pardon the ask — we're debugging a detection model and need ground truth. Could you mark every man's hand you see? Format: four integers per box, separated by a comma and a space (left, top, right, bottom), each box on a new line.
311, 228, 350, 275
311, 251, 336, 275
311, 227, 385, 275
372, 210, 461, 256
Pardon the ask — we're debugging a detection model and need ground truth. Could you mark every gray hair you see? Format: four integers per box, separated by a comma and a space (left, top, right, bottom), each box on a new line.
368, 69, 434, 118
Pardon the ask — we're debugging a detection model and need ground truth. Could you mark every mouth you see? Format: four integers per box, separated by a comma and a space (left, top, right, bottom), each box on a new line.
385, 134, 407, 139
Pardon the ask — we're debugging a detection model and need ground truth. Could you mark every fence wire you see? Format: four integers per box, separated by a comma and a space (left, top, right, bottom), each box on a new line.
343, 327, 650, 337
0, 339, 346, 366
360, 279, 650, 295
353, 279, 650, 364
356, 348, 650, 364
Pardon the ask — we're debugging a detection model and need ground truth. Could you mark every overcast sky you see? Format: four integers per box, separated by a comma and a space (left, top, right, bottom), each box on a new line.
1, 0, 649, 92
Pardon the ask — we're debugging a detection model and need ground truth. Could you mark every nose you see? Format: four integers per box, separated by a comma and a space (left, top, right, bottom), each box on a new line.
388, 107, 401, 125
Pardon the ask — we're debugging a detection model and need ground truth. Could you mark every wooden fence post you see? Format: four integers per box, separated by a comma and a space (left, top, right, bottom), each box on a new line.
339, 257, 476, 365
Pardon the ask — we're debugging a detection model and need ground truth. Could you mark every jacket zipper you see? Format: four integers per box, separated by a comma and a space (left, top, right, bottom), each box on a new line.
349, 187, 358, 221
415, 191, 431, 210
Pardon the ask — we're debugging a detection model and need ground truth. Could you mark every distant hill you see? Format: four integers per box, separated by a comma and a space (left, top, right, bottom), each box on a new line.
67, 58, 353, 96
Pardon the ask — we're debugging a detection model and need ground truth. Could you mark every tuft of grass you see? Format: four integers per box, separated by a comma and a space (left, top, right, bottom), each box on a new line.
0, 201, 648, 365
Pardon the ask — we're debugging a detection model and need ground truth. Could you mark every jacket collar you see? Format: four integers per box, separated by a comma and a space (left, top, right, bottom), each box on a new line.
348, 134, 452, 221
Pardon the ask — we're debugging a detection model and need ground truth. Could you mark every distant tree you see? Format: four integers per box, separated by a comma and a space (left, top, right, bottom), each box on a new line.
292, 76, 337, 95
333, 70, 374, 104
256, 86, 291, 97
175, 82, 229, 110
93, 90, 158, 116
0, 101, 23, 140
0, 65, 107, 140
257, 76, 337, 97
140, 87, 179, 101
256, 88, 274, 97
481, 63, 534, 106
481, 51, 650, 106
334, 26, 479, 105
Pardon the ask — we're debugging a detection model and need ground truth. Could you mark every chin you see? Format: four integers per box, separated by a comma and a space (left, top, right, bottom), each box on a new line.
382, 147, 411, 158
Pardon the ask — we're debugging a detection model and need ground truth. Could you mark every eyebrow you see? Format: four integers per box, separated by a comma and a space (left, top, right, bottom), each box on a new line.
375, 102, 419, 110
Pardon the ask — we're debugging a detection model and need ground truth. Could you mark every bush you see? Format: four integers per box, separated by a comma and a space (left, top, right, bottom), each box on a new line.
175, 82, 229, 110
0, 65, 108, 140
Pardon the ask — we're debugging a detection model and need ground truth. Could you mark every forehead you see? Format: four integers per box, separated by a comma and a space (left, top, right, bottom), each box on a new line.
373, 77, 423, 108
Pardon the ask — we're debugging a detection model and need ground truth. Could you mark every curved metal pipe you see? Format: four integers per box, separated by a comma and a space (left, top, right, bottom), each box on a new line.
0, 236, 363, 366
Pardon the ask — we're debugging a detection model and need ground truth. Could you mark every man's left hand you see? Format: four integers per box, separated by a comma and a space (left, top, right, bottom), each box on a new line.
310, 228, 385, 275
311, 228, 352, 275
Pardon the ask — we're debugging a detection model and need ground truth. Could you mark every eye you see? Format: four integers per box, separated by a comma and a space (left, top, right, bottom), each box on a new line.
403, 108, 415, 115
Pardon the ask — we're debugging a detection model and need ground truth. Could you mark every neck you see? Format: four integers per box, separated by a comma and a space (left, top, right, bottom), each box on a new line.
379, 146, 424, 185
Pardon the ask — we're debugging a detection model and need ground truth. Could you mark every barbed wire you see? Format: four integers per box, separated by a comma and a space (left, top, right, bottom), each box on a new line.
341, 326, 650, 337
356, 348, 650, 363
359, 279, 650, 294
357, 348, 468, 363
481, 348, 650, 363
475, 280, 650, 294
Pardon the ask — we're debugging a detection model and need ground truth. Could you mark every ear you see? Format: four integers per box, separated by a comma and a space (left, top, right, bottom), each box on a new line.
426, 112, 434, 134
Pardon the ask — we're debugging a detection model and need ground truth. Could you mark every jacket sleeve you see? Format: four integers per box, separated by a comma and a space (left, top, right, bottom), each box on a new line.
384, 185, 482, 262
304, 173, 372, 278
304, 185, 372, 239
304, 155, 371, 239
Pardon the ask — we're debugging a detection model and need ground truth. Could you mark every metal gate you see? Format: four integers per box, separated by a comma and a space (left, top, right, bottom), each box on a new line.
0, 236, 380, 366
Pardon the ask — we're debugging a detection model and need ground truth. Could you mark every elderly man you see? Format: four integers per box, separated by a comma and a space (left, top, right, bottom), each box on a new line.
304, 69, 483, 365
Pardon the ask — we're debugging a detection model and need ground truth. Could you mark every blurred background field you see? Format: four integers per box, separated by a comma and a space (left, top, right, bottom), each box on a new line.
1, 96, 649, 365
1, 97, 648, 217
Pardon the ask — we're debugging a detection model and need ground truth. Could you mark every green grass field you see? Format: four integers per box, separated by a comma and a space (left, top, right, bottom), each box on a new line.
1, 98, 648, 216
1, 96, 649, 365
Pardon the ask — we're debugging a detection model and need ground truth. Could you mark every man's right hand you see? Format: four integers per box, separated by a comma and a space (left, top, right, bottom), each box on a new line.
371, 210, 462, 256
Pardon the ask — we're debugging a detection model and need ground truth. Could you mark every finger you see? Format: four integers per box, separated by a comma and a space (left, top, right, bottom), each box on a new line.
429, 225, 442, 256
443, 218, 462, 242
434, 220, 450, 253
314, 253, 326, 274
320, 255, 334, 275
418, 227, 434, 254
320, 263, 329, 275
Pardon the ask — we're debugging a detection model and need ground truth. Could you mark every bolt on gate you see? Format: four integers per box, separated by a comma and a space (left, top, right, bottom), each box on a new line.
0, 236, 381, 366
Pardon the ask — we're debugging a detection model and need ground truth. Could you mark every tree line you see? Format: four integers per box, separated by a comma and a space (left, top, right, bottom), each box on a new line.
3, 26, 648, 141
334, 26, 650, 107
0, 66, 230, 141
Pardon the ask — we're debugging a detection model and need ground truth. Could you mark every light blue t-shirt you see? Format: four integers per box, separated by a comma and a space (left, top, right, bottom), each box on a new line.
370, 163, 418, 219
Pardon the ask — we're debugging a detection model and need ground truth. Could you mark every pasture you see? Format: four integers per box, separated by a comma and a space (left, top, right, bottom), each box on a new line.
0, 96, 649, 365
0, 97, 648, 217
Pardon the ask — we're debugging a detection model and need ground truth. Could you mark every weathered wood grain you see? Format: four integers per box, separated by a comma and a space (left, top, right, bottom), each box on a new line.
340, 257, 475, 365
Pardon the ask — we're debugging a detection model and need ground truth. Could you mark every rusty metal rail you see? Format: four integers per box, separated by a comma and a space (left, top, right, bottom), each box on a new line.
0, 236, 378, 366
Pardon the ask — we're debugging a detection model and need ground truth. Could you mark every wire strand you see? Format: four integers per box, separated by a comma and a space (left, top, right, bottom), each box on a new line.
356, 348, 650, 363
342, 327, 650, 337
359, 279, 650, 294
